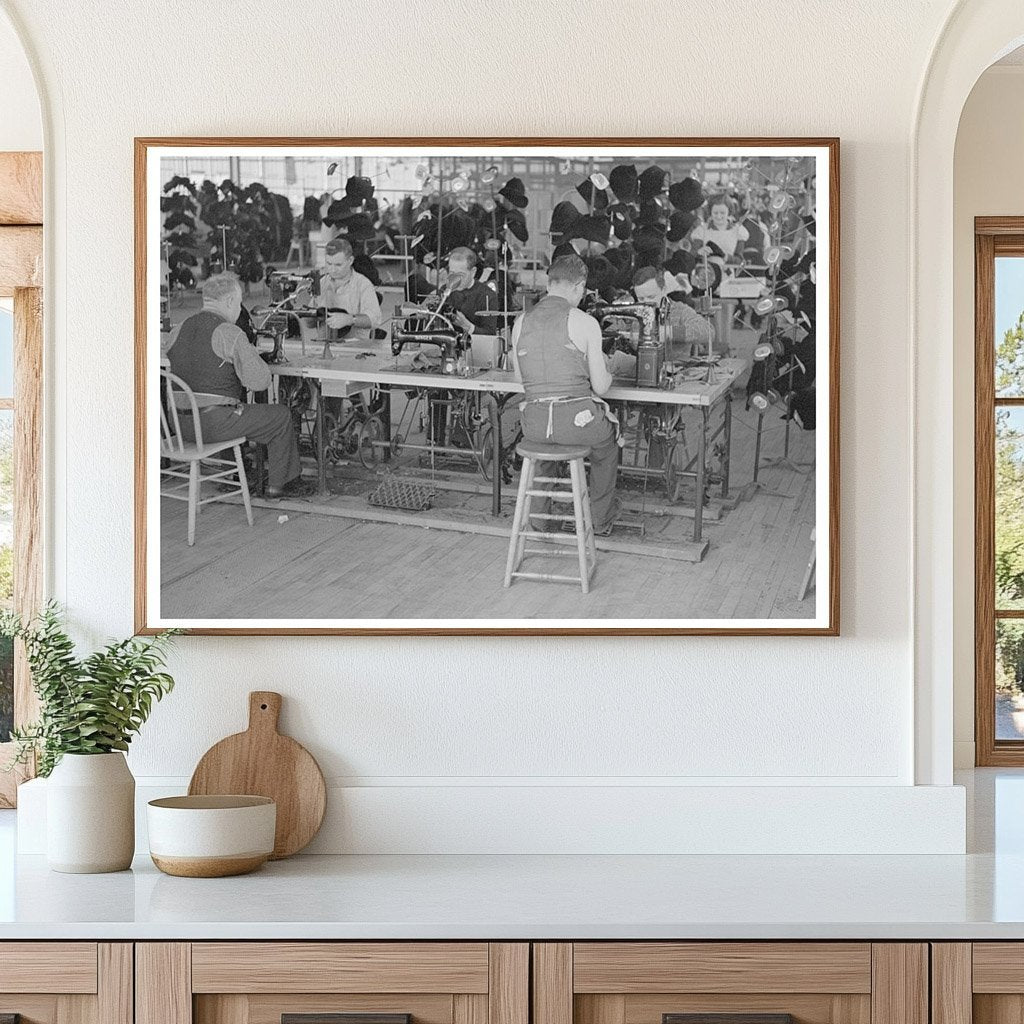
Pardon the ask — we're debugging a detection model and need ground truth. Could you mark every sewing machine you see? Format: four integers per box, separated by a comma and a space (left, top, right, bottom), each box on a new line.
591, 300, 669, 387
390, 309, 470, 375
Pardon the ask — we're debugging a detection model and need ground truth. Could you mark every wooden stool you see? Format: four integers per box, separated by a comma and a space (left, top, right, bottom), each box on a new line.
504, 442, 597, 593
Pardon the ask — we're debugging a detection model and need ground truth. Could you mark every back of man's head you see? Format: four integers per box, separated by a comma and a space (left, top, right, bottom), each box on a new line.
547, 255, 588, 291
202, 272, 243, 305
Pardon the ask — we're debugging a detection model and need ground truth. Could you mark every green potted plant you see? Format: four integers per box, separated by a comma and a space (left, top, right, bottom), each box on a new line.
2, 603, 178, 873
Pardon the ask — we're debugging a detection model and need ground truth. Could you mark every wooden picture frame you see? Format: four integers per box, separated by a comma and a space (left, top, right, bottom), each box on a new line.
135, 137, 839, 636
975, 217, 1024, 764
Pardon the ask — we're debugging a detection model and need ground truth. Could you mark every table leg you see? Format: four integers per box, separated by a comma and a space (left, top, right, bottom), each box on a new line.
693, 406, 708, 544
485, 393, 501, 516
381, 386, 392, 464
314, 378, 327, 498
721, 393, 732, 499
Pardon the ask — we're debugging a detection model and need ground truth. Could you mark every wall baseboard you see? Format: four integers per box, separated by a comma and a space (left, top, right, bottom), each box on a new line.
17, 778, 967, 856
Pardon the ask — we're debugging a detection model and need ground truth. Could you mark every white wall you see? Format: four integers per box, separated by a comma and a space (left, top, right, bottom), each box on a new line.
952, 66, 1024, 767
0, 0, 973, 852
0, 6, 39, 152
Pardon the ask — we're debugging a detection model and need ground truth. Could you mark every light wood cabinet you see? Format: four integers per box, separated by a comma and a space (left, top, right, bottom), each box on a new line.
0, 943, 132, 1024
931, 943, 1024, 1024
532, 943, 928, 1024
136, 944, 528, 1024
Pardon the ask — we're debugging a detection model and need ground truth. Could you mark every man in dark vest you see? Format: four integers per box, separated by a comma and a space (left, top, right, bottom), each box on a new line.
167, 273, 307, 498
510, 254, 622, 535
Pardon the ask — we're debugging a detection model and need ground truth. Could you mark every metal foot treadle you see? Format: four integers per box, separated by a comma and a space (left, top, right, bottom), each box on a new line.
367, 478, 436, 511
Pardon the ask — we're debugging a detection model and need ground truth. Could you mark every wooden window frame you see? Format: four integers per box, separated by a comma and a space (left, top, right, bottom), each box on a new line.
0, 151, 43, 806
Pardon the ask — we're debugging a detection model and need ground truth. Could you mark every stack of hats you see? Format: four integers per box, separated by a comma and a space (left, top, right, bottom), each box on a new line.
548, 164, 707, 275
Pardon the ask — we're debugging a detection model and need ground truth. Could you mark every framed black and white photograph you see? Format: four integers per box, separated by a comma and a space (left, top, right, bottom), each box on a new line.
135, 137, 838, 635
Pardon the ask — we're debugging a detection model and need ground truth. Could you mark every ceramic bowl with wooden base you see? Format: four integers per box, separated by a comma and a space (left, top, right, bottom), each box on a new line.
147, 795, 276, 877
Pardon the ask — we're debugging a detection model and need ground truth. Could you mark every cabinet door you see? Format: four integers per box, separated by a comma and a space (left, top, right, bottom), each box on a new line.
137, 943, 528, 1024
941, 943, 1024, 1024
0, 943, 131, 1024
533, 944, 927, 1024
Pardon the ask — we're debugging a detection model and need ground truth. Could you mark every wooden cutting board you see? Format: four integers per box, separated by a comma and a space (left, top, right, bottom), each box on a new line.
188, 691, 326, 859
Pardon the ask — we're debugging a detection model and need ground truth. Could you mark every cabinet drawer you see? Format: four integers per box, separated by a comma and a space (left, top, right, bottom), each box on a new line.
534, 944, 925, 1024
139, 943, 528, 1024
191, 943, 490, 994
572, 944, 872, 994
0, 942, 98, 993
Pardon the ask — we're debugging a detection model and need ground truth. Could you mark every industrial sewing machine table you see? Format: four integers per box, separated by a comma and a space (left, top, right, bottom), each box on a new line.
269, 345, 749, 560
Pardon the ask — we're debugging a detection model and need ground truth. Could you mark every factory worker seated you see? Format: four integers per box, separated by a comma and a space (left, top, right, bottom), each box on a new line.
436, 246, 498, 333
632, 265, 720, 358
166, 273, 310, 498
317, 237, 382, 339
511, 254, 622, 537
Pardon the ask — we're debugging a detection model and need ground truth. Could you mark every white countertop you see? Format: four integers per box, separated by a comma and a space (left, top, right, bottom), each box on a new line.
0, 849, 1023, 940
0, 769, 1021, 941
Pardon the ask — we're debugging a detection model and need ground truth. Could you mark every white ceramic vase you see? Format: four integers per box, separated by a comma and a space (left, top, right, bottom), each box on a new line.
46, 752, 135, 873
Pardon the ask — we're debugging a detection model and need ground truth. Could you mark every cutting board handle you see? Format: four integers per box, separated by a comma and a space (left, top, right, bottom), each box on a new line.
248, 691, 282, 734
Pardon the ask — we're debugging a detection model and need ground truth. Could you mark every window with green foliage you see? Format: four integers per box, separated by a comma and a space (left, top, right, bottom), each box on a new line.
993, 261, 1024, 740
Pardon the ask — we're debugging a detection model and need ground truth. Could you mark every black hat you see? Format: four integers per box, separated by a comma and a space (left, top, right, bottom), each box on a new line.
345, 176, 375, 202
634, 224, 666, 265
585, 255, 614, 292
342, 214, 376, 242
608, 164, 639, 203
551, 241, 577, 260
568, 214, 610, 245
698, 239, 726, 260
638, 165, 667, 201
608, 203, 633, 241
667, 210, 697, 242
690, 259, 722, 293
549, 200, 581, 239
576, 179, 609, 210
668, 178, 704, 212
498, 177, 528, 209
164, 211, 196, 233
504, 208, 529, 243
637, 197, 670, 228
605, 244, 636, 289
322, 198, 356, 227
664, 249, 696, 278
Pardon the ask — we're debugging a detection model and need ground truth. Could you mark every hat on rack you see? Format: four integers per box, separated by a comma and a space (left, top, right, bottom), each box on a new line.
498, 177, 529, 209
576, 178, 610, 210
504, 208, 529, 243
549, 200, 581, 241
668, 177, 704, 212
667, 210, 698, 242
551, 241, 578, 260
345, 176, 375, 202
605, 244, 636, 289
633, 224, 667, 266
607, 202, 634, 241
568, 213, 611, 245
585, 255, 614, 292
341, 213, 376, 242
638, 165, 667, 201
663, 248, 696, 278
608, 164, 639, 203
637, 196, 670, 228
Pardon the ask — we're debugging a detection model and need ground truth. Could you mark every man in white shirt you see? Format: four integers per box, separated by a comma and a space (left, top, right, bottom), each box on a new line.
318, 237, 381, 340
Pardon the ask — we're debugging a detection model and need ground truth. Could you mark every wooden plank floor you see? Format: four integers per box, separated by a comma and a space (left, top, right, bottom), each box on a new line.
159, 373, 818, 621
